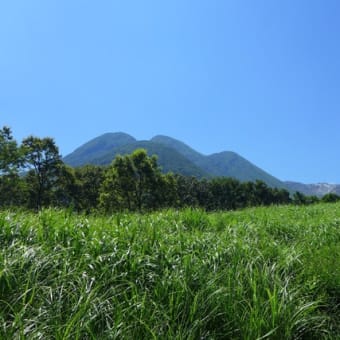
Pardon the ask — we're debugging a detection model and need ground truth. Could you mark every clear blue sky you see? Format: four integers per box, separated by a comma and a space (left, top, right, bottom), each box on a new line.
1, 0, 340, 183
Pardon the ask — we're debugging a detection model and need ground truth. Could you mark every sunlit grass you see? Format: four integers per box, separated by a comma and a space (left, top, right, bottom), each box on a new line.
0, 203, 340, 338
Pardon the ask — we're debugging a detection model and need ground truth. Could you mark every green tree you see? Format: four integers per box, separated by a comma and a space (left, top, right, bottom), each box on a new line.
0, 126, 26, 207
22, 136, 63, 209
272, 188, 291, 205
100, 154, 134, 211
173, 175, 200, 208
321, 193, 340, 203
209, 177, 242, 210
253, 180, 272, 206
292, 191, 307, 205
161, 172, 180, 207
75, 165, 105, 212
100, 149, 163, 212
0, 172, 28, 207
0, 126, 22, 174
51, 164, 79, 209
240, 181, 257, 207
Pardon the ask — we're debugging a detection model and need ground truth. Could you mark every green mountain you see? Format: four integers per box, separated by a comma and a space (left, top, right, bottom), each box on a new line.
204, 152, 284, 188
63, 132, 136, 167
151, 135, 205, 165
94, 140, 208, 178
150, 135, 284, 188
64, 133, 285, 188
64, 134, 208, 177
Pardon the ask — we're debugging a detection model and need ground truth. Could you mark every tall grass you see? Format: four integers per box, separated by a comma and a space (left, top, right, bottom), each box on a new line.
0, 204, 339, 338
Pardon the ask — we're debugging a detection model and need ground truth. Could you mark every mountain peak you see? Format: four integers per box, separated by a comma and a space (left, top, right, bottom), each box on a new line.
98, 131, 135, 138
63, 132, 285, 188
63, 132, 136, 166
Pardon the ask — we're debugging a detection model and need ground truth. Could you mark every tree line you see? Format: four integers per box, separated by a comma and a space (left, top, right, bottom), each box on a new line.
1, 126, 339, 212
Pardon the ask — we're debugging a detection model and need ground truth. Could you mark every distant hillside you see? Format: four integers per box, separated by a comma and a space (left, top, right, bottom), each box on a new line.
151, 135, 205, 165
64, 132, 286, 188
151, 135, 284, 188
92, 140, 208, 178
285, 181, 340, 197
64, 132, 136, 167
205, 152, 284, 188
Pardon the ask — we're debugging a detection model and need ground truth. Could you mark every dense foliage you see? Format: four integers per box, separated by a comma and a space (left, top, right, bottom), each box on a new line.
1, 204, 340, 338
1, 127, 339, 212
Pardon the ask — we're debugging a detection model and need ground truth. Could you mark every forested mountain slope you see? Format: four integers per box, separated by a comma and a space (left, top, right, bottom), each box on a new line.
63, 132, 136, 167
152, 135, 284, 188
64, 133, 285, 187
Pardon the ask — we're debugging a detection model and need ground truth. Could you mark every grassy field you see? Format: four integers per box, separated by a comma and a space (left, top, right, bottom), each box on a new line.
1, 204, 340, 339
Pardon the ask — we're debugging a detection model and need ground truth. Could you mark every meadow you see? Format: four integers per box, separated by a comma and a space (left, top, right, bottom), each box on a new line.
0, 203, 340, 339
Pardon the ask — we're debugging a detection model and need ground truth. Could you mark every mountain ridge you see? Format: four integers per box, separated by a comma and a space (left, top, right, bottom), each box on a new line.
63, 132, 286, 188
284, 181, 340, 197
148, 135, 285, 188
64, 133, 340, 195
64, 132, 136, 167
